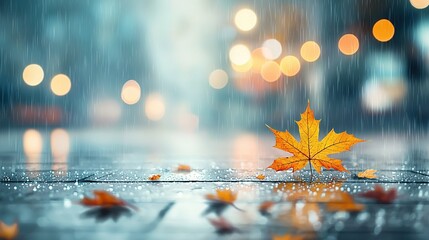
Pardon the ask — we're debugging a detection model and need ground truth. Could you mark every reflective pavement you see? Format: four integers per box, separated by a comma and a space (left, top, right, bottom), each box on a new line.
1, 129, 429, 240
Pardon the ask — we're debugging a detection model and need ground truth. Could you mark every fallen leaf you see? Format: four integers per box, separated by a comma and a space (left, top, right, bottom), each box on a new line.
204, 189, 242, 216
148, 174, 161, 181
267, 101, 364, 176
357, 169, 377, 179
177, 164, 191, 172
272, 234, 304, 240
208, 217, 238, 234
205, 189, 237, 204
0, 221, 18, 240
359, 184, 397, 204
256, 174, 266, 180
81, 190, 126, 207
80, 190, 138, 211
259, 201, 275, 216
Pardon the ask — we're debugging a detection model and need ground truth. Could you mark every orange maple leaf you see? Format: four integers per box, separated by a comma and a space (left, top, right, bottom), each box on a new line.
80, 190, 127, 207
267, 101, 364, 174
205, 189, 237, 204
0, 221, 18, 240
357, 169, 377, 179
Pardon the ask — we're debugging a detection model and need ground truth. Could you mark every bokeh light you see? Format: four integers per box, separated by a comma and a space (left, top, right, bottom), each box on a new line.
233, 134, 259, 168
300, 41, 321, 62
234, 72, 271, 95
50, 74, 71, 96
410, 0, 429, 9
338, 34, 360, 55
362, 81, 392, 112
121, 80, 141, 105
51, 128, 70, 173
234, 8, 257, 31
229, 44, 251, 65
209, 69, 229, 89
51, 128, 70, 159
90, 99, 122, 125
231, 59, 253, 73
280, 55, 301, 77
176, 107, 199, 132
362, 79, 407, 113
415, 21, 429, 53
23, 129, 43, 159
23, 129, 43, 177
251, 48, 267, 73
22, 64, 44, 86
373, 19, 395, 42
262, 39, 282, 60
145, 93, 165, 121
260, 61, 281, 82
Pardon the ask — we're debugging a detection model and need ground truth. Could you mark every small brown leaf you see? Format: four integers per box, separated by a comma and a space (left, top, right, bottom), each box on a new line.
148, 174, 161, 181
256, 174, 266, 180
177, 164, 191, 172
357, 169, 377, 179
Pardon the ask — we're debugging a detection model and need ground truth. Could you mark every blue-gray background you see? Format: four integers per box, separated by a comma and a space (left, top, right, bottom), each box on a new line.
1, 0, 428, 131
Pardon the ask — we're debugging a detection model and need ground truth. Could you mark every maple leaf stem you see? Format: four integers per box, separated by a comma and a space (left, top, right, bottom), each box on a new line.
309, 160, 313, 182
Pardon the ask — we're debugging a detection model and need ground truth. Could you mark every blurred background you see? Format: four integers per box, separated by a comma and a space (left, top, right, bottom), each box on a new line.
1, 0, 429, 170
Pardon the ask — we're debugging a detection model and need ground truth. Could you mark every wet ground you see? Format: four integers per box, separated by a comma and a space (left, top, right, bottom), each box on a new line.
1, 129, 429, 239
